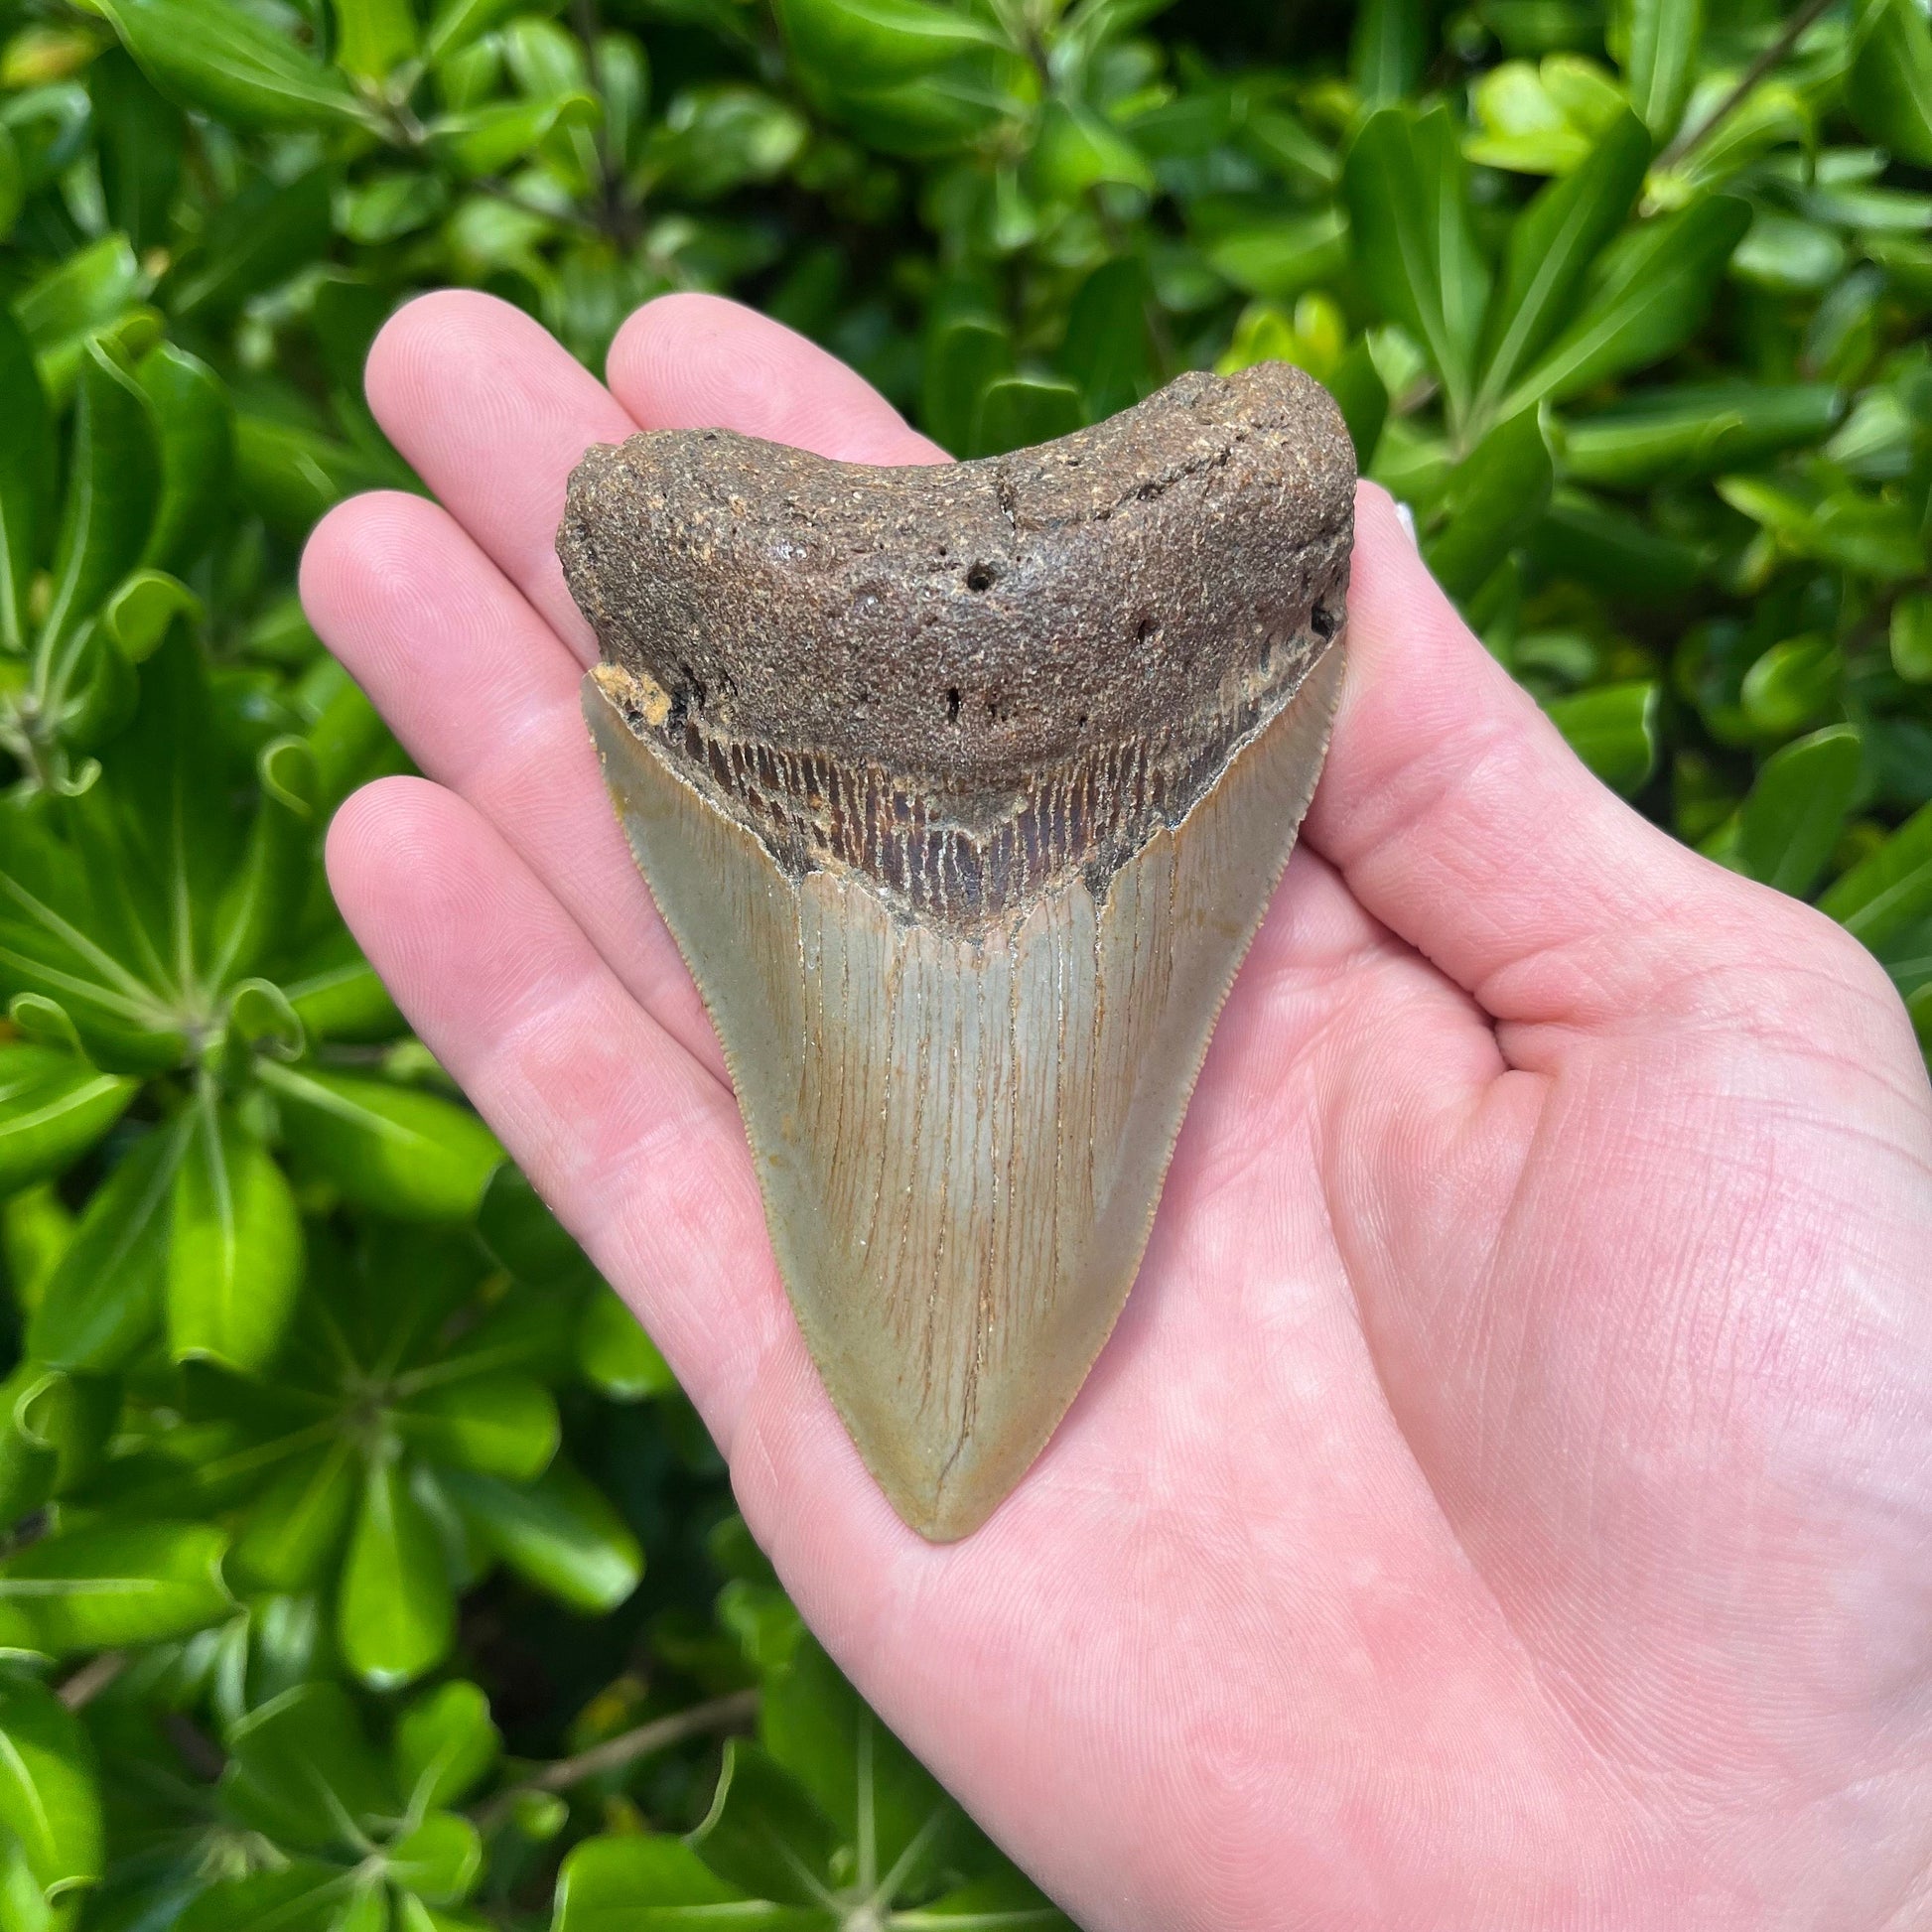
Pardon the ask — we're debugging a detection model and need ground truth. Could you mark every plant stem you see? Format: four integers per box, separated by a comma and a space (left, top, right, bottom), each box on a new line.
1655, 0, 1835, 172
475, 1689, 759, 1830
57, 1651, 125, 1710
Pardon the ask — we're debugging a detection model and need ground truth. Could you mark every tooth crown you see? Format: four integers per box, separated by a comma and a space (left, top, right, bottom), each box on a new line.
562, 364, 1354, 1539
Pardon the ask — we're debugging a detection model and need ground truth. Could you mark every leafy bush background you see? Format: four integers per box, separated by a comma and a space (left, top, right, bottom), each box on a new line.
0, 0, 1927, 1923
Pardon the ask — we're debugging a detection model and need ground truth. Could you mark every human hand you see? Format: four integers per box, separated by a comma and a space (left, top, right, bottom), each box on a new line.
302, 290, 1932, 1932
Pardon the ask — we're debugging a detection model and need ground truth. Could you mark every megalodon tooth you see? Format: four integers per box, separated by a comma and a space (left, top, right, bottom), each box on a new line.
558, 362, 1355, 1541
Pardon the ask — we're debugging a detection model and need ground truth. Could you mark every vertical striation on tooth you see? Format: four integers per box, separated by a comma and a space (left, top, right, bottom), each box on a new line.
560, 361, 1355, 1540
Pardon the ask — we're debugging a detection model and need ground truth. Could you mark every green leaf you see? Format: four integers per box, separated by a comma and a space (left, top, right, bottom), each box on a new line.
210, 736, 320, 988
333, 0, 416, 81
260, 1065, 501, 1221
233, 415, 392, 540
689, 1742, 839, 1906
1821, 801, 1932, 947
1740, 633, 1841, 738
340, 1454, 457, 1692
1522, 487, 1705, 601
1892, 592, 1932, 684
1350, 0, 1428, 105
1557, 382, 1843, 488
440, 1462, 641, 1613
553, 1836, 806, 1932
0, 1677, 100, 1904
1203, 209, 1350, 302
577, 1290, 677, 1401
0, 306, 49, 655
398, 1373, 559, 1481
167, 167, 336, 323
1502, 194, 1750, 413
40, 338, 159, 651
387, 1812, 482, 1906
137, 345, 233, 573
1736, 726, 1863, 898
1422, 409, 1554, 599
230, 1439, 359, 1590
178, 1863, 349, 1932
94, 0, 378, 129
0, 1044, 135, 1194
774, 0, 1005, 87
1609, 0, 1702, 139
477, 1164, 593, 1286
1848, 0, 1932, 167
168, 1094, 305, 1373
1030, 99, 1153, 199
29, 1121, 182, 1371
921, 315, 1011, 458
90, 49, 184, 254
1343, 105, 1492, 424
971, 374, 1083, 457
101, 570, 200, 663
0, 1520, 232, 1655
1544, 679, 1660, 793
1326, 338, 1389, 468
394, 1682, 499, 1812
1475, 108, 1650, 414
427, 93, 600, 178
1056, 258, 1156, 424
222, 1682, 398, 1851
14, 238, 149, 403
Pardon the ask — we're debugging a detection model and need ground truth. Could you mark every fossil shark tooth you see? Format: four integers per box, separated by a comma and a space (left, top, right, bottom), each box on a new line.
558, 362, 1354, 1541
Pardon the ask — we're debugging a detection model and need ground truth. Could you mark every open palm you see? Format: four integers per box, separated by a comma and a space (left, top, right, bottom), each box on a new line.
303, 290, 1932, 1932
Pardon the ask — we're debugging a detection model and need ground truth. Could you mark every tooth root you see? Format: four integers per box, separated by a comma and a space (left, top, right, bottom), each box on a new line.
585, 641, 1343, 1540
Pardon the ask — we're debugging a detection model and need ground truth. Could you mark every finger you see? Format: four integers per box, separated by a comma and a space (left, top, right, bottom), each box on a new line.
301, 491, 724, 1078
325, 776, 788, 1442
363, 288, 632, 660
606, 292, 945, 464
1306, 483, 1832, 1049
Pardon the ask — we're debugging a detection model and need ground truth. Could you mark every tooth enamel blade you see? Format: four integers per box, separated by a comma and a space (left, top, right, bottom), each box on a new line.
559, 361, 1357, 1540
586, 644, 1341, 1538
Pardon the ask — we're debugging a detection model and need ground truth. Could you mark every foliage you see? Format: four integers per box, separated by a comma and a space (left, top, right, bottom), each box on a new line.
0, 0, 1926, 1923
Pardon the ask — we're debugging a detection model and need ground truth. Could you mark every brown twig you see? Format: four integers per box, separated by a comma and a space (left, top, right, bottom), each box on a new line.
57, 1652, 125, 1711
475, 1689, 759, 1830
1655, 0, 1835, 173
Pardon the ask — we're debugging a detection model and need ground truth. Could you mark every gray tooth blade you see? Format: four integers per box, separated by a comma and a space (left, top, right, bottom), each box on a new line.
586, 641, 1342, 1540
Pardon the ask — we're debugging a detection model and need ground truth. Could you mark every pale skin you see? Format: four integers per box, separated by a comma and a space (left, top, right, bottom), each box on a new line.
302, 289, 1932, 1932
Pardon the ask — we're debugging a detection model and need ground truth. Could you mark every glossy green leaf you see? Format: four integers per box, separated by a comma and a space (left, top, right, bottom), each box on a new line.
0, 306, 48, 655
1475, 108, 1650, 414
29, 1121, 182, 1371
1056, 257, 1156, 423
1326, 338, 1389, 468
1544, 679, 1660, 793
1821, 801, 1932, 946
231, 1440, 359, 1591
233, 416, 392, 540
1609, 0, 1702, 139
0, 1044, 135, 1195
0, 1520, 232, 1655
439, 1462, 641, 1613
178, 1863, 349, 1932
428, 93, 600, 178
101, 569, 199, 663
136, 345, 233, 573
1892, 592, 1932, 684
1503, 194, 1750, 413
168, 1095, 305, 1373
167, 168, 335, 323
1031, 99, 1153, 199
387, 1812, 482, 1906
970, 373, 1084, 458
0, 1365, 59, 1527
1350, 0, 1428, 105
1558, 382, 1843, 488
398, 1372, 559, 1481
95, 0, 378, 129
689, 1741, 839, 1906
1423, 409, 1553, 599
1343, 105, 1491, 423
209, 736, 319, 988
1523, 488, 1705, 601
1740, 634, 1842, 738
340, 1455, 456, 1691
89, 49, 184, 254
222, 1682, 398, 1850
333, 0, 415, 81
921, 315, 1011, 457
578, 1290, 677, 1401
1848, 0, 1932, 167
1736, 726, 1863, 898
40, 338, 159, 651
260, 1065, 501, 1222
476, 1163, 593, 1286
553, 1836, 804, 1932
1203, 209, 1349, 302
0, 1676, 100, 1905
14, 238, 148, 402
774, 0, 1005, 86
394, 1681, 499, 1812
